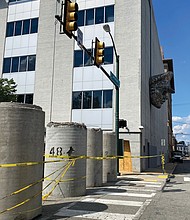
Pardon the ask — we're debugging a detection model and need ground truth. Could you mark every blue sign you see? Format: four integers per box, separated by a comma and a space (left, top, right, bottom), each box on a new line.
110, 71, 120, 88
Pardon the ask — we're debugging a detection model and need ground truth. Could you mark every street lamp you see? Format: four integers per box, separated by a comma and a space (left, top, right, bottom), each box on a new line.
103, 24, 120, 168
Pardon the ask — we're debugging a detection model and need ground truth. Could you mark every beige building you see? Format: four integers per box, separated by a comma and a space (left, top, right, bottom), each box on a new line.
0, 0, 175, 172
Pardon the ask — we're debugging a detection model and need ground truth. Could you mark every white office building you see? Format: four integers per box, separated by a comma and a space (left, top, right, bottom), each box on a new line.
0, 0, 175, 172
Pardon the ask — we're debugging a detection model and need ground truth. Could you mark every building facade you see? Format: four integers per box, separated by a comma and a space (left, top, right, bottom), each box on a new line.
0, 0, 174, 172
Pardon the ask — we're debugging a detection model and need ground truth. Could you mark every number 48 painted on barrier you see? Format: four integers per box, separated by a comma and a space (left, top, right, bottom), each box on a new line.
49, 147, 63, 156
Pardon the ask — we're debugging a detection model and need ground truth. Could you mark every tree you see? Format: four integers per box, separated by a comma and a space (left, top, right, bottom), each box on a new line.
0, 78, 17, 102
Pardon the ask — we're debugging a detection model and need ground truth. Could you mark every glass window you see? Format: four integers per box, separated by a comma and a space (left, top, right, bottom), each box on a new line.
2, 58, 11, 73
15, 20, 22, 36
9, 0, 16, 3
72, 92, 82, 109
6, 22, 14, 37
28, 55, 36, 71
11, 57, 19, 72
104, 47, 113, 64
22, 19, 30, 35
77, 10, 84, 27
93, 90, 102, 108
74, 50, 83, 67
17, 94, 24, 103
19, 56, 27, 72
83, 91, 92, 109
84, 49, 93, 66
95, 7, 104, 24
105, 5, 114, 23
25, 94, 33, 104
31, 18, 38, 33
103, 90, 112, 108
85, 9, 94, 25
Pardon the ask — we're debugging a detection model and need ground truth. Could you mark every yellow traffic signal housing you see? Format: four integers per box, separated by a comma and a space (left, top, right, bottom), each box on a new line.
63, 0, 78, 38
94, 37, 105, 67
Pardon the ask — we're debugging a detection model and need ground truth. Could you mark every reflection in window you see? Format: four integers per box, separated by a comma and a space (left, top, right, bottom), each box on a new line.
95, 7, 104, 24
72, 92, 82, 109
28, 55, 36, 71
31, 18, 38, 33
6, 22, 14, 37
86, 9, 94, 25
93, 90, 102, 108
19, 56, 27, 72
103, 90, 112, 108
11, 57, 19, 73
15, 20, 22, 36
25, 94, 33, 104
104, 47, 113, 64
77, 10, 84, 27
105, 5, 114, 22
22, 19, 30, 35
74, 50, 83, 67
2, 58, 11, 73
17, 94, 33, 104
84, 50, 93, 66
83, 91, 92, 109
72, 90, 113, 110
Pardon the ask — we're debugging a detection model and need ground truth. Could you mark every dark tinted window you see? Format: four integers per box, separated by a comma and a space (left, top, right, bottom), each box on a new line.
103, 90, 112, 108
22, 19, 30, 35
104, 47, 113, 64
31, 18, 38, 33
11, 57, 19, 72
93, 90, 102, 108
74, 50, 83, 67
72, 92, 82, 109
28, 55, 36, 71
95, 7, 104, 24
77, 10, 84, 27
15, 20, 22, 36
86, 9, 94, 25
2, 58, 11, 73
19, 56, 27, 72
105, 5, 114, 22
83, 91, 92, 109
17, 94, 24, 103
25, 94, 33, 104
6, 22, 14, 37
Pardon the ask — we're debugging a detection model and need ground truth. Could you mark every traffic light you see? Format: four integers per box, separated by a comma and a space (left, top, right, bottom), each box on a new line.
63, 0, 78, 38
94, 37, 105, 67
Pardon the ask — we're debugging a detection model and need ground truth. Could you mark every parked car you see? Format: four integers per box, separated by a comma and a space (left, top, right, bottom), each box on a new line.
172, 151, 183, 163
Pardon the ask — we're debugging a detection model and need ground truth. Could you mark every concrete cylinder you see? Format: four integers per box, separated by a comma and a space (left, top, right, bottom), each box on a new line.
0, 102, 45, 220
44, 122, 87, 197
103, 132, 117, 183
86, 128, 103, 187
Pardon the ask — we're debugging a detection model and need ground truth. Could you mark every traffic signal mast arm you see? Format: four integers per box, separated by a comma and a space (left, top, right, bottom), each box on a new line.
55, 0, 119, 89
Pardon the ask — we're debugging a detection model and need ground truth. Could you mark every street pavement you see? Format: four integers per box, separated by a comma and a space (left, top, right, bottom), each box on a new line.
139, 158, 190, 220
36, 163, 175, 220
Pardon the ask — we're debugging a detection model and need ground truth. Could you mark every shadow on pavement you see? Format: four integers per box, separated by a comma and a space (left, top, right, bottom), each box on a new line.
87, 187, 127, 194
162, 189, 186, 193
36, 201, 108, 219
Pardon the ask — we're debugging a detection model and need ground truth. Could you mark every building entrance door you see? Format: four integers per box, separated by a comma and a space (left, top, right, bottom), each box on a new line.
119, 140, 132, 173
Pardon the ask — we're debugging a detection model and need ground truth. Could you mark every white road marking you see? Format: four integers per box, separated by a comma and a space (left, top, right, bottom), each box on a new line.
184, 177, 190, 181
93, 191, 156, 198
55, 209, 135, 220
82, 197, 144, 207
133, 199, 152, 219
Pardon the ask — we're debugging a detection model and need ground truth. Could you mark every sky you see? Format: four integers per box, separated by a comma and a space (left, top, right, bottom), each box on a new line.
152, 0, 190, 144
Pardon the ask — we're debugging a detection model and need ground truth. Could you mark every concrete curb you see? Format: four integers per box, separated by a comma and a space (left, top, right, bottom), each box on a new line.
161, 163, 177, 191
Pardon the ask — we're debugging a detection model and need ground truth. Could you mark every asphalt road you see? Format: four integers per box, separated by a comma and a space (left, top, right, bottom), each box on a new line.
139, 158, 190, 220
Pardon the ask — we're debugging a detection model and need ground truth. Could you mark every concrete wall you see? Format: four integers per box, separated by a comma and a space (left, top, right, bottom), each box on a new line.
0, 2, 8, 76
34, 0, 73, 123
